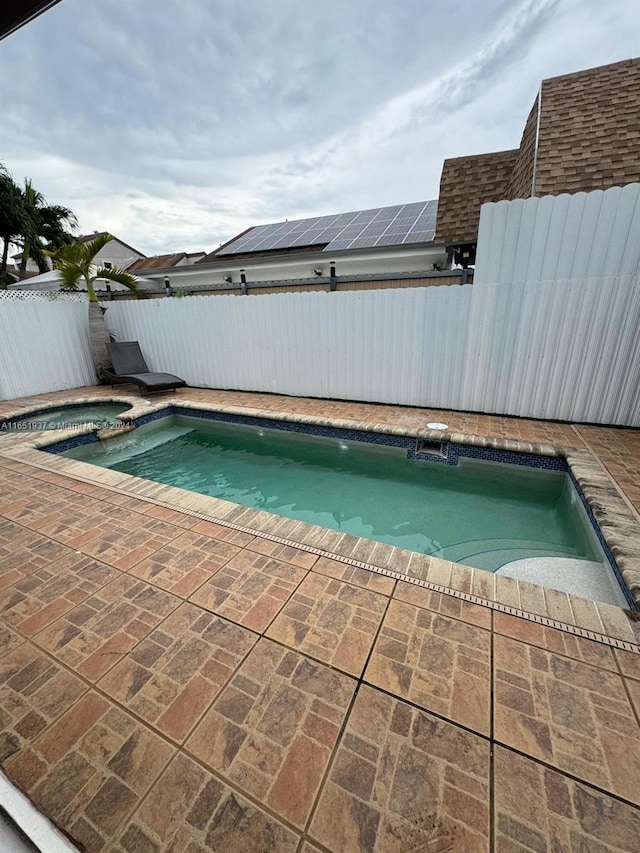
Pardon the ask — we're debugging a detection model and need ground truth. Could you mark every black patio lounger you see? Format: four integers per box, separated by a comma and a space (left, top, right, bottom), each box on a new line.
103, 341, 186, 394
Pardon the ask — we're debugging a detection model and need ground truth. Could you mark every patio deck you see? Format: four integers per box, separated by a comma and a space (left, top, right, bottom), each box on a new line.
0, 386, 639, 851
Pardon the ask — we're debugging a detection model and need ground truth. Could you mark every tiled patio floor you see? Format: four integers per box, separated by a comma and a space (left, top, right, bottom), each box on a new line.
1, 386, 640, 851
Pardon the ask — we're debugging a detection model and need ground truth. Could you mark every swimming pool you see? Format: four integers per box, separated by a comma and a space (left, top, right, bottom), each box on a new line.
53, 408, 630, 606
0, 402, 131, 431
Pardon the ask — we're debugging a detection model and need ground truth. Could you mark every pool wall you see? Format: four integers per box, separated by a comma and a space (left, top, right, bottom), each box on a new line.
41, 403, 636, 609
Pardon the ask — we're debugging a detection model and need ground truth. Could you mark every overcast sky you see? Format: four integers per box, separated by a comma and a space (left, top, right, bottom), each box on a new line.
1, 0, 639, 256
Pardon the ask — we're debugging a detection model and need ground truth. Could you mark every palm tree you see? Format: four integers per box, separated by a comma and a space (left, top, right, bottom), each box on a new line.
1, 166, 77, 285
17, 179, 77, 278
53, 232, 144, 376
0, 166, 25, 284
54, 232, 142, 301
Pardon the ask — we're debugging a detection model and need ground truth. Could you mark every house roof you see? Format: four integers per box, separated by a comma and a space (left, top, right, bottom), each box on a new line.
435, 150, 519, 246
435, 57, 640, 245
201, 200, 439, 263
127, 253, 188, 272
2, 266, 39, 282
78, 232, 145, 257
530, 58, 640, 196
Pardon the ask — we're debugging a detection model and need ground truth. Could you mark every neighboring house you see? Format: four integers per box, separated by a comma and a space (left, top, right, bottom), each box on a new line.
10, 252, 40, 274
435, 57, 640, 266
7, 234, 147, 293
130, 201, 448, 292
1, 266, 39, 283
77, 232, 145, 270
11, 232, 146, 274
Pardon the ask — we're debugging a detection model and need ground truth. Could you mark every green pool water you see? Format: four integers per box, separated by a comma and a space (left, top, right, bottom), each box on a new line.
1, 404, 129, 431
63, 414, 606, 573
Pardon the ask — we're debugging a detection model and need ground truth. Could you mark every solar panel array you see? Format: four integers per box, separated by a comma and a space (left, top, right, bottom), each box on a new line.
217, 200, 438, 256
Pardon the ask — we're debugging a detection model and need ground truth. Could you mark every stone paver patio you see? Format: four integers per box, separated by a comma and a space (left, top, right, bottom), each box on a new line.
0, 385, 639, 851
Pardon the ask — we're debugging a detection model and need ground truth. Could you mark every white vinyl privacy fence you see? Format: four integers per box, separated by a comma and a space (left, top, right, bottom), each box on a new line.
3, 185, 640, 424
104, 286, 473, 410
104, 269, 640, 426
0, 292, 96, 400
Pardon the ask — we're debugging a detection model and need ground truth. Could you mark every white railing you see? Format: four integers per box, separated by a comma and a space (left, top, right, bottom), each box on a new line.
0, 292, 96, 400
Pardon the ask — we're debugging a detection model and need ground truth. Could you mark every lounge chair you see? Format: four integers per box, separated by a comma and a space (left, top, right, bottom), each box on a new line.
103, 341, 186, 394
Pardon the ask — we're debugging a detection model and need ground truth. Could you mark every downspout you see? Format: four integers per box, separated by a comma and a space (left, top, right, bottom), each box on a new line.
531, 82, 543, 197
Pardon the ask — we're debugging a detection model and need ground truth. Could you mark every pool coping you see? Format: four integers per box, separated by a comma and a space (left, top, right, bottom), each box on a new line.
1, 395, 639, 648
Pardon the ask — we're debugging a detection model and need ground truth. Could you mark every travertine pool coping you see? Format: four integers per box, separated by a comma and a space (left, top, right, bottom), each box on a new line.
2, 395, 639, 649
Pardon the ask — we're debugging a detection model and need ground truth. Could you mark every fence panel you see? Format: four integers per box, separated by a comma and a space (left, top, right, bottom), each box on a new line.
104, 286, 474, 408
104, 268, 640, 426
0, 293, 96, 400
461, 274, 640, 423
474, 182, 640, 284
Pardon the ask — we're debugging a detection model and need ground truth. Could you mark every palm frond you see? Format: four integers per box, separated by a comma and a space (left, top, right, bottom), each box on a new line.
29, 243, 49, 273
57, 261, 86, 291
81, 233, 114, 259
52, 241, 86, 267
22, 178, 45, 210
44, 204, 77, 227
95, 267, 143, 296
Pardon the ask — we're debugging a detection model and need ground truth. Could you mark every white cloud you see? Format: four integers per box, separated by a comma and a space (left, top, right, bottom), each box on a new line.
1, 0, 639, 254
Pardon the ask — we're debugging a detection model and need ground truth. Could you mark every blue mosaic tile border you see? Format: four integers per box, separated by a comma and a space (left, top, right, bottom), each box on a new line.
43, 431, 99, 453
126, 407, 565, 472
41, 403, 578, 479
450, 444, 567, 471
170, 406, 416, 450
41, 404, 633, 608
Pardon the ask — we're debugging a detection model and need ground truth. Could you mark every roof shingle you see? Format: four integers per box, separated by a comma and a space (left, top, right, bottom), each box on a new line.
435, 57, 640, 245
434, 150, 519, 245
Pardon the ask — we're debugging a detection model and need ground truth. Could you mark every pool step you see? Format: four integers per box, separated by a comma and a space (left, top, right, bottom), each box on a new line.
497, 557, 627, 608
434, 537, 578, 570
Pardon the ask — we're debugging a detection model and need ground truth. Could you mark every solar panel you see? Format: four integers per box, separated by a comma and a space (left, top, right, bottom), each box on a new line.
348, 237, 380, 249
324, 240, 352, 251
216, 200, 438, 256
402, 231, 432, 243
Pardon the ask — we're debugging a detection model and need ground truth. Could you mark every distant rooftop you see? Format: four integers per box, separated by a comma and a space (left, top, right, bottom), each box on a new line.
78, 232, 145, 257
204, 200, 438, 262
128, 253, 188, 272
